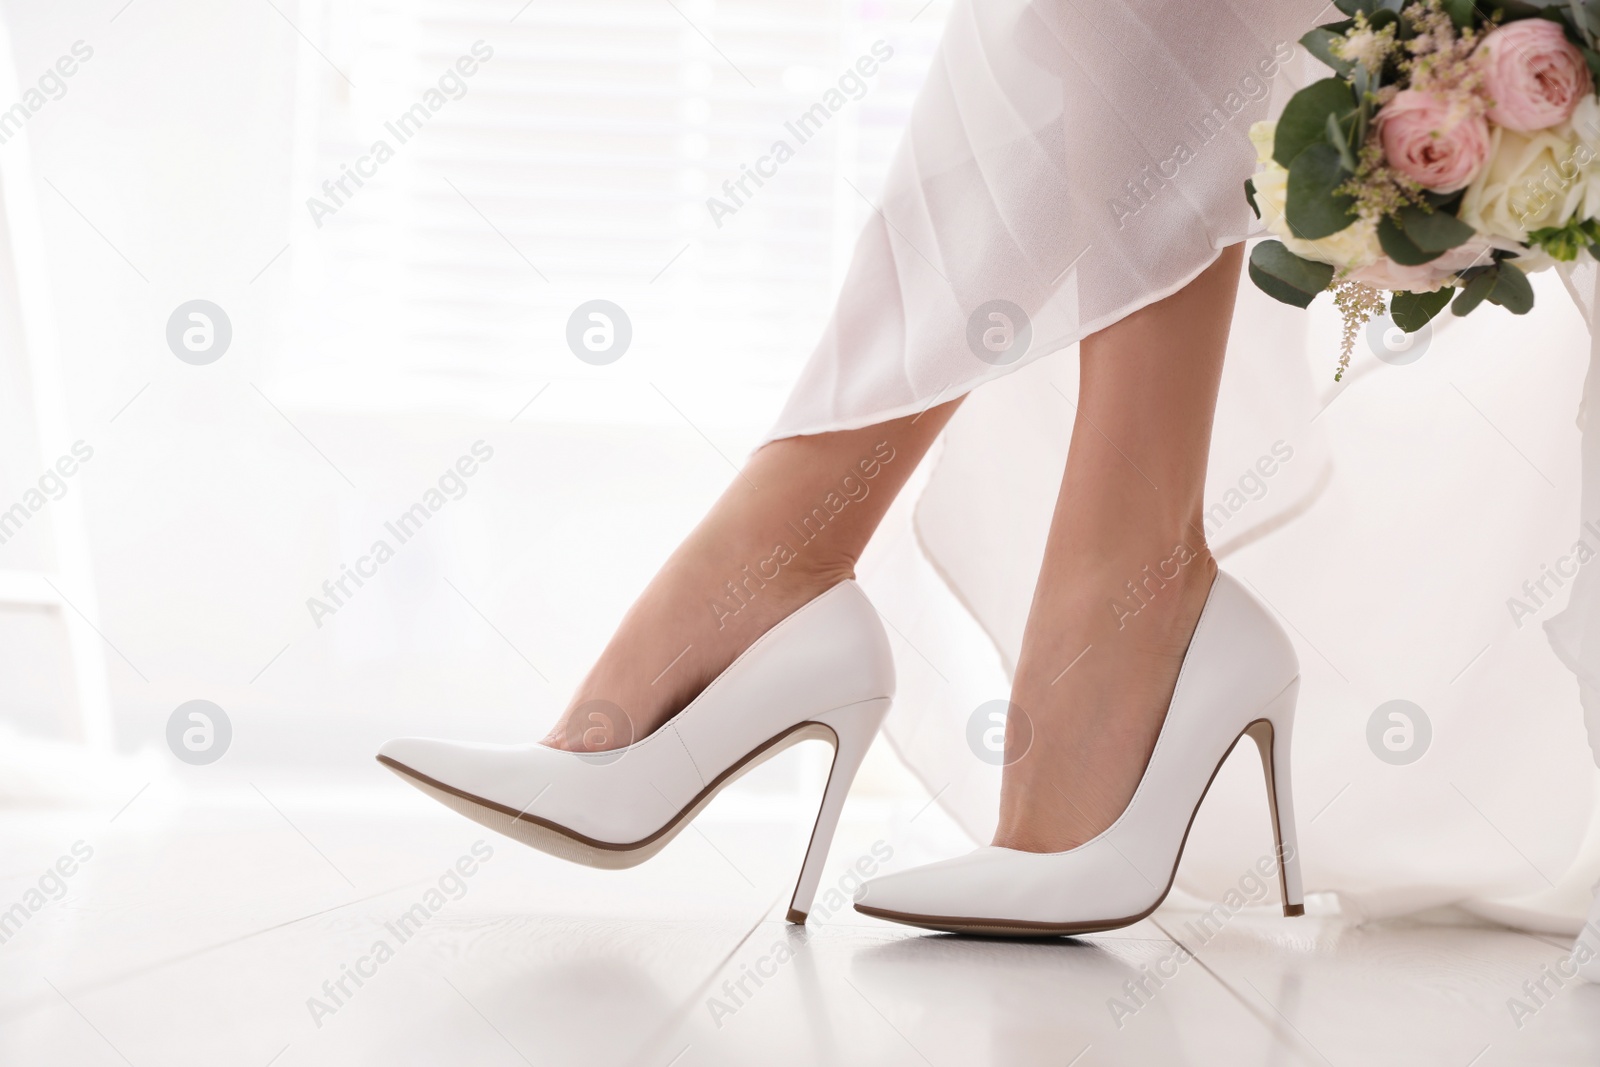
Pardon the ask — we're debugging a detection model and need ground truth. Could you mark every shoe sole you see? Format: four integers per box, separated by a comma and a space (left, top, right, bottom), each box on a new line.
377, 721, 838, 870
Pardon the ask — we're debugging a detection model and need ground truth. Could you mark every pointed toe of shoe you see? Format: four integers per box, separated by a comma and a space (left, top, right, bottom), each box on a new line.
377, 734, 428, 766
852, 853, 999, 926
852, 868, 914, 911
377, 736, 455, 780
851, 846, 1155, 936
376, 736, 512, 796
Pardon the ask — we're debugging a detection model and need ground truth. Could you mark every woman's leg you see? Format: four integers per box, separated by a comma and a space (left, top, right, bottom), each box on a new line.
544, 400, 961, 751
995, 245, 1242, 852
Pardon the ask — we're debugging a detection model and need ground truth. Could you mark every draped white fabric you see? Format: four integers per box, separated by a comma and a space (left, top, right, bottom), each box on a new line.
764, 0, 1600, 932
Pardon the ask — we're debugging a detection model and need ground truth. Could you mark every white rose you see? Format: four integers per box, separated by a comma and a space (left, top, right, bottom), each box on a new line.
1559, 95, 1600, 225
1459, 123, 1588, 242
1569, 94, 1600, 153
1249, 120, 1277, 165
1253, 158, 1382, 272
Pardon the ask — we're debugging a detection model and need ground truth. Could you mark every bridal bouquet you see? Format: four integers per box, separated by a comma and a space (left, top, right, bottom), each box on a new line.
1247, 0, 1600, 377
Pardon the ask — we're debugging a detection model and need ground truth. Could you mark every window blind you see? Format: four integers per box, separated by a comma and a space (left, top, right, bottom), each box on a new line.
277, 0, 949, 424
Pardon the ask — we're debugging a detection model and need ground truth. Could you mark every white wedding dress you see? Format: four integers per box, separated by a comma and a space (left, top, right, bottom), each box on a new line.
763, 0, 1600, 933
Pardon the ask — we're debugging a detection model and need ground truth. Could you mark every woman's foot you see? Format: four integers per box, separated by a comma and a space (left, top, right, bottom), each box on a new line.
542, 404, 961, 753
379, 577, 897, 925
852, 567, 1302, 935
542, 521, 853, 752
994, 544, 1217, 853
989, 245, 1243, 854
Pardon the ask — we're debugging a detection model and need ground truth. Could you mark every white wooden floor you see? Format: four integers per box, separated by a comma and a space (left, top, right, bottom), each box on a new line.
3, 773, 1598, 1067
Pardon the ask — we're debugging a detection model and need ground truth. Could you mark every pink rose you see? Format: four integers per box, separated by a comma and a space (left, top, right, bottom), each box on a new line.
1378, 90, 1492, 192
1478, 19, 1592, 131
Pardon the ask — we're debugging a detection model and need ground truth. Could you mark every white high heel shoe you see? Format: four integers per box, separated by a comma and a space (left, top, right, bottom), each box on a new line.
377, 580, 894, 923
853, 570, 1303, 936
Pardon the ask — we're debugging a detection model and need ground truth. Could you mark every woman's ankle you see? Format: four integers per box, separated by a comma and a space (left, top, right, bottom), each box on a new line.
543, 538, 857, 752
691, 538, 857, 635
1100, 543, 1216, 634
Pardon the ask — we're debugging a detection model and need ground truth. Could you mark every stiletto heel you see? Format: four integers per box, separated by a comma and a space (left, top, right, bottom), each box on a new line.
377, 581, 895, 902
786, 697, 891, 924
1244, 677, 1304, 917
854, 569, 1305, 937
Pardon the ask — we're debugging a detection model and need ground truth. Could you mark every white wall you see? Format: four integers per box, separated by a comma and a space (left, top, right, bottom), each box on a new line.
0, 1, 824, 771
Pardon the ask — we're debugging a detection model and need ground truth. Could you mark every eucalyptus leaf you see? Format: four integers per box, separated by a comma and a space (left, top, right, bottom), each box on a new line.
1352, 65, 1373, 148
1486, 261, 1534, 314
1452, 270, 1497, 316
1325, 111, 1358, 172
1248, 241, 1336, 308
1391, 288, 1453, 332
1274, 78, 1359, 169
1489, 0, 1552, 19
1443, 0, 1477, 27
1285, 143, 1358, 240
1300, 27, 1356, 75
1244, 178, 1260, 219
1379, 215, 1444, 266
1397, 204, 1475, 253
